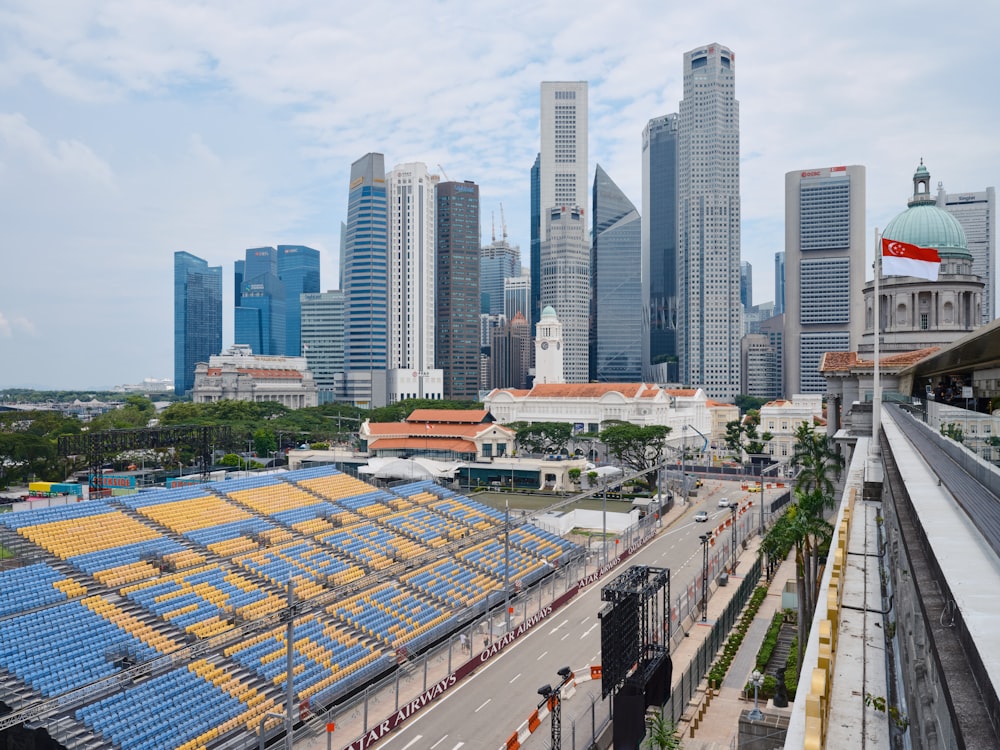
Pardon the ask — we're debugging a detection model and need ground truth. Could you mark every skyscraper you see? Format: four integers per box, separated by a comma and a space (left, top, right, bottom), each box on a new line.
774, 251, 786, 315
740, 261, 753, 309
938, 184, 996, 324
504, 272, 530, 322
436, 180, 481, 400
480, 233, 520, 316
642, 113, 679, 370
784, 165, 866, 394
387, 162, 442, 402
277, 245, 320, 356
677, 44, 741, 399
592, 165, 645, 382
235, 246, 285, 356
300, 290, 344, 404
536, 82, 588, 331
173, 252, 222, 396
540, 206, 589, 383
342, 152, 389, 407
529, 153, 541, 332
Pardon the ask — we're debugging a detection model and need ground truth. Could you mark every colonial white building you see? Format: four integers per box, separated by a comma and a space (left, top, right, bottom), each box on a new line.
191, 345, 318, 408
484, 382, 714, 444
759, 394, 826, 459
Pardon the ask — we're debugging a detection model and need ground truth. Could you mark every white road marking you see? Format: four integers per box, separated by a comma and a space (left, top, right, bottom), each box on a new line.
509, 673, 521, 683
549, 619, 569, 634
561, 633, 570, 640
452, 743, 465, 749
475, 699, 491, 713
401, 737, 422, 750
537, 650, 548, 660
582, 623, 597, 637
430, 737, 447, 749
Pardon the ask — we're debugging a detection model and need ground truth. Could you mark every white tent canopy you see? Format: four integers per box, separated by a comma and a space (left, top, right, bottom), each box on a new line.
357, 457, 461, 481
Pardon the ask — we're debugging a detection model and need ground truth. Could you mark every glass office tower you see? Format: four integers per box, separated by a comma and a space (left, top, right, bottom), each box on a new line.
592, 165, 644, 382
173, 251, 222, 396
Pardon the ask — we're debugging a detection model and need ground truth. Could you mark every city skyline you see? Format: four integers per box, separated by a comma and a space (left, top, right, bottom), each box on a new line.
2, 1, 998, 388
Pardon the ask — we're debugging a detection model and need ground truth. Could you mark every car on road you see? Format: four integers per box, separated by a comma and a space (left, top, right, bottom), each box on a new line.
718, 497, 731, 508
693, 510, 709, 522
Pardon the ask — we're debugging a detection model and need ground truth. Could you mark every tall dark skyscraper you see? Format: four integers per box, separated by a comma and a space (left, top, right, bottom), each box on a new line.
774, 251, 786, 315
740, 261, 753, 309
277, 245, 320, 356
436, 180, 481, 400
529, 153, 541, 331
592, 165, 644, 382
342, 152, 389, 406
642, 113, 679, 370
235, 246, 286, 356
174, 251, 222, 396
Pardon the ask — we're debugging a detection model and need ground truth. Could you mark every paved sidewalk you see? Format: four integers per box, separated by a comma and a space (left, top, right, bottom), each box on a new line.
669, 540, 797, 749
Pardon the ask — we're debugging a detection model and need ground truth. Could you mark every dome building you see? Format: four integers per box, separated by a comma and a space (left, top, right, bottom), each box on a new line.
859, 161, 984, 354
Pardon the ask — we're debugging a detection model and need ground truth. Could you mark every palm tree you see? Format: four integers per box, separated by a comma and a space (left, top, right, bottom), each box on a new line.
644, 708, 683, 749
790, 421, 843, 500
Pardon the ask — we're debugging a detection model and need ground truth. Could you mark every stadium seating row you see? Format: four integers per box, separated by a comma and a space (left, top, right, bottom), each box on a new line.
0, 598, 165, 697
0, 563, 78, 618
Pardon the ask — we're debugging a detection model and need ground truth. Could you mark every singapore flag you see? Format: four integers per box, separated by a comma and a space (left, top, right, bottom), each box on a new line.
881, 237, 941, 281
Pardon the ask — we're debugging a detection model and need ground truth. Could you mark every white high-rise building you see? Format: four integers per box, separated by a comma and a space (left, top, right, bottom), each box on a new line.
539, 81, 588, 242
784, 165, 866, 395
540, 206, 590, 382
677, 43, 742, 399
387, 162, 442, 401
937, 184, 996, 324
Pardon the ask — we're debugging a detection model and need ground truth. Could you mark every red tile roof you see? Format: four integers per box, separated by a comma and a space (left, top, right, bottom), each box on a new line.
820, 347, 939, 372
526, 383, 653, 398
406, 409, 490, 424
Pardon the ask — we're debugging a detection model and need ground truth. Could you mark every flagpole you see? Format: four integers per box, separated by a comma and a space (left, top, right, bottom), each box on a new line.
871, 227, 881, 456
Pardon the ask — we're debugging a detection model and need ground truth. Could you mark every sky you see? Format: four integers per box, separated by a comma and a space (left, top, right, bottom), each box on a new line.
1, 0, 998, 390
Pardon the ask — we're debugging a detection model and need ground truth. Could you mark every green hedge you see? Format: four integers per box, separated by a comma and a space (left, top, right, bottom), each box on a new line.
707, 585, 768, 687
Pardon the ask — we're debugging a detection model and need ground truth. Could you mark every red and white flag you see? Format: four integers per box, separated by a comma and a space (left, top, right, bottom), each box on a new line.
881, 237, 941, 281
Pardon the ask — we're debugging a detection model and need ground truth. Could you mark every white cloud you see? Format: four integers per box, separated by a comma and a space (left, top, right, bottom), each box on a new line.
0, 112, 115, 185
0, 312, 36, 339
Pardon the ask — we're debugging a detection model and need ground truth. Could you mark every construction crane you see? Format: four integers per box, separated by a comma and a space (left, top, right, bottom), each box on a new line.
437, 164, 450, 182
500, 203, 508, 241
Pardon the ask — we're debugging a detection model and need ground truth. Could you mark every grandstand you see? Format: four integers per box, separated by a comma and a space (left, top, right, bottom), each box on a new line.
0, 465, 584, 750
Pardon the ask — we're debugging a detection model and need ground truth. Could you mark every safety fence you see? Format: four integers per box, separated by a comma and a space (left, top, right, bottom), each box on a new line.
660, 555, 764, 727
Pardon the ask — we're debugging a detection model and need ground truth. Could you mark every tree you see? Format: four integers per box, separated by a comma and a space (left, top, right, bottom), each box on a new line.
763, 422, 842, 673
724, 413, 772, 461
790, 421, 843, 499
253, 429, 277, 458
733, 394, 768, 414
599, 423, 671, 489
643, 708, 683, 749
514, 422, 573, 455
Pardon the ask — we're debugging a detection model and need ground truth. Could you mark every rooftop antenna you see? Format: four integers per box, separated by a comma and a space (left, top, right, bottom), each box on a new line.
491, 211, 496, 243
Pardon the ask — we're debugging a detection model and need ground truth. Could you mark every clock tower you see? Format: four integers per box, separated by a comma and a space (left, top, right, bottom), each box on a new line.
534, 306, 564, 384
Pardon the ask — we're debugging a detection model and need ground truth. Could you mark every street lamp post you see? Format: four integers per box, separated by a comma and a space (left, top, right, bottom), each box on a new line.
699, 533, 710, 622
729, 502, 738, 573
748, 669, 765, 721
602, 477, 608, 568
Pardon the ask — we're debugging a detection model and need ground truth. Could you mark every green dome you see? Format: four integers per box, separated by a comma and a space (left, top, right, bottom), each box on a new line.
882, 161, 969, 259
541, 305, 557, 317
